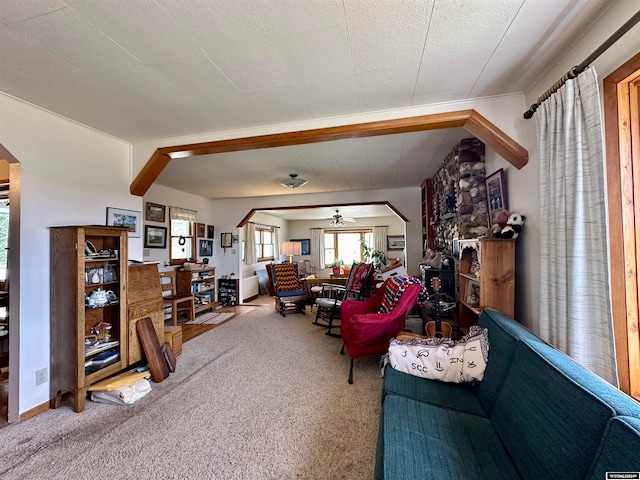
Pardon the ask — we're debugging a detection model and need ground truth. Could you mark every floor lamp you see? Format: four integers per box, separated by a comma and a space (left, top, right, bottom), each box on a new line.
280, 241, 301, 263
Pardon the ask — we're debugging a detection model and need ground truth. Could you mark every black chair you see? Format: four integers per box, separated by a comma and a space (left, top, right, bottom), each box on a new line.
312, 262, 375, 337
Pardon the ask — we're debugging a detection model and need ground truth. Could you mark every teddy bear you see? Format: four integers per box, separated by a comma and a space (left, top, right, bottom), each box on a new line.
495, 213, 526, 239
487, 210, 510, 237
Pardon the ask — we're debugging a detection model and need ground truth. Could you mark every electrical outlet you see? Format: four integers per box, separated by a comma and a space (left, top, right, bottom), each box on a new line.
35, 367, 48, 386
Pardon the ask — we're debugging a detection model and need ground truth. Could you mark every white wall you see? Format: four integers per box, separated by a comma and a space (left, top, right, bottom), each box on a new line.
143, 183, 216, 270
287, 214, 406, 264
0, 92, 134, 416
212, 187, 421, 278
239, 212, 289, 287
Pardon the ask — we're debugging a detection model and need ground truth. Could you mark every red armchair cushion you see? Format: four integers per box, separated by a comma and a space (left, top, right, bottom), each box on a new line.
340, 280, 422, 359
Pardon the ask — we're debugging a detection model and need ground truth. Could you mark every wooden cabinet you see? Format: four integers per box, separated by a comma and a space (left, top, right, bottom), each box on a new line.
458, 238, 515, 332
127, 263, 164, 365
218, 278, 239, 307
50, 226, 128, 412
176, 267, 216, 315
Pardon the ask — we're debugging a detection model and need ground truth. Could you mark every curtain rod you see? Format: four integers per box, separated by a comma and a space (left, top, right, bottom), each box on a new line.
523, 9, 640, 119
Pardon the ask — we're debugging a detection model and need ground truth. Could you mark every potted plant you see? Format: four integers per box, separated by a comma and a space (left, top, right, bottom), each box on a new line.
360, 239, 388, 272
331, 259, 344, 275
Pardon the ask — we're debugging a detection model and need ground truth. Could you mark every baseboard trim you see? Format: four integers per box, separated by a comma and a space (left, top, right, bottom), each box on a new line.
20, 400, 49, 421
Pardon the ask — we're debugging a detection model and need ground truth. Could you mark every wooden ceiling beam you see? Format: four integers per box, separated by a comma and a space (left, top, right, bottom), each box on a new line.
130, 109, 528, 196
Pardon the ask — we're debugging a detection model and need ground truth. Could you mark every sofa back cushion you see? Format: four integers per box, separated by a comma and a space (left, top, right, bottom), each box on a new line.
491, 340, 615, 480
475, 309, 540, 414
586, 416, 640, 479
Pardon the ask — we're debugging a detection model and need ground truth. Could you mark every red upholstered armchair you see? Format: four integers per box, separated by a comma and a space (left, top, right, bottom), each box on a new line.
340, 276, 424, 384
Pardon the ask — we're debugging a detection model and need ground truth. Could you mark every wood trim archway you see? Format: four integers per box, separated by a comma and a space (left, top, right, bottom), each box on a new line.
603, 51, 640, 399
236, 201, 406, 228
130, 109, 528, 196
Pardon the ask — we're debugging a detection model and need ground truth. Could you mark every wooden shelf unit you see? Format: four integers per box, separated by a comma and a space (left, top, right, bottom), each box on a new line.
50, 226, 129, 412
457, 238, 515, 332
218, 278, 239, 307
176, 267, 216, 315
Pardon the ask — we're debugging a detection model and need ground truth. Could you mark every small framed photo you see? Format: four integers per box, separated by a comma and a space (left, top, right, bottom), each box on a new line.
232, 234, 239, 244
221, 232, 232, 248
291, 238, 310, 255
387, 235, 405, 251
106, 207, 141, 237
465, 280, 480, 308
207, 225, 215, 239
144, 225, 167, 248
197, 223, 205, 238
145, 202, 165, 223
199, 239, 213, 257
485, 168, 509, 224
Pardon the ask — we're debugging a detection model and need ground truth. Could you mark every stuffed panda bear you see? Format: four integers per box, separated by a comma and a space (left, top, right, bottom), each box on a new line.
496, 213, 526, 239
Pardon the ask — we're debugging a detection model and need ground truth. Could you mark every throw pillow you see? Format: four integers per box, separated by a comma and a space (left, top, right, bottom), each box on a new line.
384, 326, 489, 383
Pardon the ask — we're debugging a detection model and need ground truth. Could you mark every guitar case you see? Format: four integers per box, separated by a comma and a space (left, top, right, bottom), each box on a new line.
136, 316, 170, 383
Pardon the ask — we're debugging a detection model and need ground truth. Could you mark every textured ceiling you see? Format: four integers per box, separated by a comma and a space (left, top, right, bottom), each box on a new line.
0, 0, 612, 203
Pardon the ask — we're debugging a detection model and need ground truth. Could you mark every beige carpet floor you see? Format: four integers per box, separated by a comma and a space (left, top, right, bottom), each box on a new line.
0, 305, 382, 480
185, 311, 235, 324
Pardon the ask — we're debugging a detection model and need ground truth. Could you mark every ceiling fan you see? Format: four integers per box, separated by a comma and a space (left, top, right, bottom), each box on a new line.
328, 209, 356, 227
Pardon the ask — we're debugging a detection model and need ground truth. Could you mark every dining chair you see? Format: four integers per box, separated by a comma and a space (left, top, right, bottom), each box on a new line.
159, 271, 195, 326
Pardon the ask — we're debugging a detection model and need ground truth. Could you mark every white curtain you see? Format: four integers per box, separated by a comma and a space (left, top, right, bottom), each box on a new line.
537, 67, 617, 385
170, 207, 197, 222
273, 227, 280, 261
372, 226, 387, 253
310, 228, 325, 270
245, 223, 257, 265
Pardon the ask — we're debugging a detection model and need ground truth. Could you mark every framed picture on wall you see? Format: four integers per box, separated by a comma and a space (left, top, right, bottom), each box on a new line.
145, 202, 166, 223
387, 235, 405, 251
144, 225, 167, 248
290, 238, 310, 255
199, 239, 213, 257
221, 232, 232, 248
485, 168, 508, 224
197, 223, 206, 238
106, 207, 141, 237
207, 225, 215, 239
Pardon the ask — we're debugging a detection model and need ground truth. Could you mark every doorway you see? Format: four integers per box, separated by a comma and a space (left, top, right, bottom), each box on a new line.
0, 145, 21, 427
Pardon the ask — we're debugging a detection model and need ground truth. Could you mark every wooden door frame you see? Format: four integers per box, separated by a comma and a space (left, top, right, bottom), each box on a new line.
603, 52, 640, 399
0, 144, 21, 423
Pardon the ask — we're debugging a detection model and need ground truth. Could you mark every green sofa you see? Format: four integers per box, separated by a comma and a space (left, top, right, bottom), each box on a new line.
376, 309, 640, 479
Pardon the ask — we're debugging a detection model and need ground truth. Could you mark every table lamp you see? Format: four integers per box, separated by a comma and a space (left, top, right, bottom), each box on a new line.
280, 241, 302, 262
